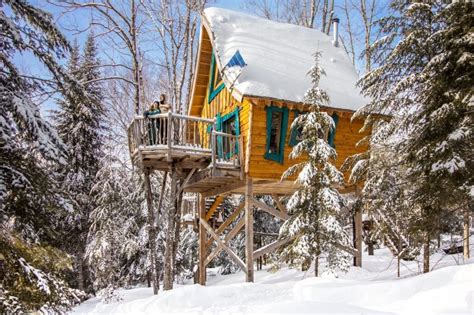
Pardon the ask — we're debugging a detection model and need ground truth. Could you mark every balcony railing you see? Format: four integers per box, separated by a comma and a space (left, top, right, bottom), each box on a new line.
127, 112, 243, 174
128, 112, 215, 156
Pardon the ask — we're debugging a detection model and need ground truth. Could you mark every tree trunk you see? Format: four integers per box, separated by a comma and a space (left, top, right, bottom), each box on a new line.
76, 251, 85, 291
397, 236, 401, 278
163, 169, 177, 290
314, 256, 319, 277
144, 169, 160, 295
463, 208, 470, 260
368, 221, 374, 255
423, 234, 430, 273
171, 180, 183, 283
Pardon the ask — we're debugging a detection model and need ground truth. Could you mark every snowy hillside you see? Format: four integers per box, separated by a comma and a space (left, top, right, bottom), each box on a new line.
72, 247, 473, 314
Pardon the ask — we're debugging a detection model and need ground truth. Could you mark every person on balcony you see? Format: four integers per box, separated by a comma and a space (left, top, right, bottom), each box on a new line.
144, 101, 161, 145
157, 94, 171, 145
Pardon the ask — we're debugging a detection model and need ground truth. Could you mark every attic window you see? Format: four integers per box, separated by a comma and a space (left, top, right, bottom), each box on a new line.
264, 106, 289, 164
208, 52, 226, 103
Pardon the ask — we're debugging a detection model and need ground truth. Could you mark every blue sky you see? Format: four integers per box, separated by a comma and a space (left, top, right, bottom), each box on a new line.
16, 0, 378, 114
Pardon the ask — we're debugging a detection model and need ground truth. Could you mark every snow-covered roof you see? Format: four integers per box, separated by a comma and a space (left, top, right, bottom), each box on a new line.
203, 7, 368, 111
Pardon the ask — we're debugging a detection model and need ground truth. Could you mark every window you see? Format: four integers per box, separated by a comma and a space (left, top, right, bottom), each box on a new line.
289, 110, 306, 147
264, 106, 289, 164
328, 113, 339, 148
208, 52, 226, 103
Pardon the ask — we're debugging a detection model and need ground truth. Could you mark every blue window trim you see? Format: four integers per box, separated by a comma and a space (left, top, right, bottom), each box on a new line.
328, 113, 339, 148
215, 107, 240, 158
208, 52, 226, 103
264, 106, 289, 164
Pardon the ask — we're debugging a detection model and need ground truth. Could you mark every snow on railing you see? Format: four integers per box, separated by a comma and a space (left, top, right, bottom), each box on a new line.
127, 114, 243, 174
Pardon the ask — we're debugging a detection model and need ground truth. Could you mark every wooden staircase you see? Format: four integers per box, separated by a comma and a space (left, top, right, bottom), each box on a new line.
205, 195, 226, 228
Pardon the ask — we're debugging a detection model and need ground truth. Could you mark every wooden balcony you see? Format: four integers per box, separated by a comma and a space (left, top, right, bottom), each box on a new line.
127, 113, 244, 192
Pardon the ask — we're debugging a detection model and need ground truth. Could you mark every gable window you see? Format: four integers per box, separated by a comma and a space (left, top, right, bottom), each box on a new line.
208, 52, 226, 103
264, 106, 289, 164
328, 113, 339, 148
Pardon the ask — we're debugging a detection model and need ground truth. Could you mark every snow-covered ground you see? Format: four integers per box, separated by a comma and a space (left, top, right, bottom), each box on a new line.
72, 246, 474, 314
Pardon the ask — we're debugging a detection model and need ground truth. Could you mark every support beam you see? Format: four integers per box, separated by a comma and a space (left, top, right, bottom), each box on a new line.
271, 194, 287, 215
198, 194, 206, 285
245, 177, 254, 282
253, 237, 293, 259
144, 169, 159, 295
178, 168, 196, 196
202, 180, 246, 198
251, 198, 289, 221
205, 201, 245, 248
200, 218, 246, 270
205, 218, 245, 266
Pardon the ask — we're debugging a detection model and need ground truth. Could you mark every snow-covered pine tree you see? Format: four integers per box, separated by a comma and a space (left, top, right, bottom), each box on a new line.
355, 0, 473, 272
1, 0, 89, 312
54, 32, 105, 290
279, 51, 352, 276
86, 149, 146, 302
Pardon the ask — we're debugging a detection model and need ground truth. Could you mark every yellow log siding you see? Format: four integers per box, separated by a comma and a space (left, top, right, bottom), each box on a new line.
247, 101, 369, 181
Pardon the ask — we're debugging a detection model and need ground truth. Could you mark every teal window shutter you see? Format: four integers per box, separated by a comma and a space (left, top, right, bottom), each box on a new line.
216, 113, 223, 158
328, 113, 339, 148
208, 52, 226, 103
264, 106, 289, 164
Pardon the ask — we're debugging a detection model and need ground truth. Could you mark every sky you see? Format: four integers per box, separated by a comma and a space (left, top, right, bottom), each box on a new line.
18, 0, 248, 115
14, 0, 380, 115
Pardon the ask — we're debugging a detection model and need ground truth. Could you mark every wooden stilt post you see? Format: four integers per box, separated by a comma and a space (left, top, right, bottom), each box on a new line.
163, 167, 177, 290
463, 208, 470, 260
198, 193, 206, 285
144, 168, 160, 295
245, 177, 254, 282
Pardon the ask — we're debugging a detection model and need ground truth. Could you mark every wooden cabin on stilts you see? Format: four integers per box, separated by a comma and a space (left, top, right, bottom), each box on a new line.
127, 8, 371, 287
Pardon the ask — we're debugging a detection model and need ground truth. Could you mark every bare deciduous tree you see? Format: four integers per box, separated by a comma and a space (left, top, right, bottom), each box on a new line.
141, 0, 207, 291
243, 0, 321, 28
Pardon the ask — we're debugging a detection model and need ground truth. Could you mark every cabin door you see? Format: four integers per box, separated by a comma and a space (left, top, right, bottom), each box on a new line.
216, 108, 240, 160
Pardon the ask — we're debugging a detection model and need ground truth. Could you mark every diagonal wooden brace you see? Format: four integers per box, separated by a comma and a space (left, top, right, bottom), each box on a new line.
205, 218, 245, 266
205, 200, 245, 249
251, 198, 289, 221
253, 237, 294, 259
200, 218, 246, 271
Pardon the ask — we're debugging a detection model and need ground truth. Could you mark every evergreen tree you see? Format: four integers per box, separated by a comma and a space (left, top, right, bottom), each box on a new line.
86, 150, 146, 302
0, 0, 89, 312
279, 52, 352, 276
354, 0, 473, 272
54, 32, 105, 290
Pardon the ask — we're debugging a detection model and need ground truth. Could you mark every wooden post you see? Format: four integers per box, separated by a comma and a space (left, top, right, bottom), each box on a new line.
163, 168, 176, 290
245, 177, 254, 282
354, 207, 363, 267
463, 208, 470, 260
144, 169, 159, 295
198, 194, 206, 285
